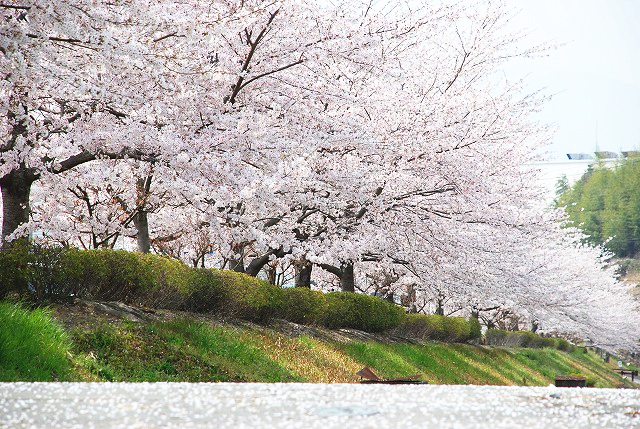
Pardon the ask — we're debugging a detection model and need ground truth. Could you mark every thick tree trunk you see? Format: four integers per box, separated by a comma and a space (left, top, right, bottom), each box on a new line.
133, 175, 152, 253
245, 247, 288, 277
340, 261, 355, 292
244, 254, 269, 277
435, 295, 445, 315
294, 259, 313, 288
228, 257, 245, 273
1, 170, 36, 246
133, 210, 151, 253
471, 306, 479, 320
318, 261, 355, 292
531, 320, 539, 334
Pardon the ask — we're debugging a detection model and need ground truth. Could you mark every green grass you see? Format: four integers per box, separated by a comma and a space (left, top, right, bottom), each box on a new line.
2, 301, 635, 388
0, 302, 74, 381
336, 341, 633, 387
71, 319, 300, 382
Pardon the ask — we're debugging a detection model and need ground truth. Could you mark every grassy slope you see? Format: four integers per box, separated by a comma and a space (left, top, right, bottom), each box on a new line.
0, 302, 74, 381
0, 302, 634, 387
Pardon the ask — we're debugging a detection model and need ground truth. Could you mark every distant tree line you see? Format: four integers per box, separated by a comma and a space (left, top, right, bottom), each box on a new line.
555, 157, 640, 258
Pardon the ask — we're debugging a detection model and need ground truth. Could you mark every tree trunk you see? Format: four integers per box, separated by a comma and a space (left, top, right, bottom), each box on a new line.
245, 247, 288, 277
1, 170, 36, 246
228, 257, 245, 273
244, 254, 270, 277
265, 264, 277, 285
340, 261, 355, 292
435, 296, 445, 316
133, 175, 152, 253
294, 259, 313, 288
318, 261, 355, 292
531, 319, 539, 334
133, 210, 151, 253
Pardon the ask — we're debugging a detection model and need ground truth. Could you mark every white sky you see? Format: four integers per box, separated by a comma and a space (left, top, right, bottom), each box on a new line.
506, 0, 640, 161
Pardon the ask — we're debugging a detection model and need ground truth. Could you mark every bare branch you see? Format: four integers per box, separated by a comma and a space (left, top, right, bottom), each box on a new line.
227, 8, 281, 104
153, 32, 178, 43
0, 3, 30, 10
237, 58, 304, 93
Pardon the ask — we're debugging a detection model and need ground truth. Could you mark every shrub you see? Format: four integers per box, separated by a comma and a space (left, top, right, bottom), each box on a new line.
518, 331, 545, 348
0, 241, 79, 302
0, 240, 43, 300
277, 287, 328, 325
0, 245, 286, 320
485, 329, 575, 351
390, 313, 481, 343
3, 246, 428, 328
486, 330, 533, 347
58, 248, 110, 299
443, 317, 473, 342
485, 328, 507, 346
60, 248, 193, 305
60, 250, 283, 321
213, 270, 283, 322
27, 244, 74, 302
392, 313, 445, 340
321, 292, 405, 333
61, 248, 155, 301
567, 372, 596, 387
180, 268, 226, 313
553, 338, 576, 352
468, 317, 482, 341
539, 336, 575, 352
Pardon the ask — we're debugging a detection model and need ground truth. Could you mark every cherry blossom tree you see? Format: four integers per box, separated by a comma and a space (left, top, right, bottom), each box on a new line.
3, 0, 637, 352
31, 159, 167, 251
0, 0, 190, 243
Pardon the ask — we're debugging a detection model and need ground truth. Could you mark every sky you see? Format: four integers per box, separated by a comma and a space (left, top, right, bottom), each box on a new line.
505, 0, 640, 161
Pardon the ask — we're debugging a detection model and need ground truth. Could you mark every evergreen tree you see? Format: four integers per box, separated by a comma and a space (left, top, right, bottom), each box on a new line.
556, 157, 640, 257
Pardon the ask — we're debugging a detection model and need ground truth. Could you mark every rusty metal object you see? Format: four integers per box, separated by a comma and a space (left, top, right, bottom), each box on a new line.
555, 375, 586, 388
356, 367, 427, 384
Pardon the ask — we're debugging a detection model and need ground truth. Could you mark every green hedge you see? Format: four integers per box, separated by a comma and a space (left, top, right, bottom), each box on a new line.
389, 313, 481, 343
0, 241, 70, 301
0, 244, 407, 331
485, 329, 575, 351
2, 244, 493, 337
278, 288, 328, 325
213, 270, 283, 322
0, 243, 283, 322
322, 292, 405, 333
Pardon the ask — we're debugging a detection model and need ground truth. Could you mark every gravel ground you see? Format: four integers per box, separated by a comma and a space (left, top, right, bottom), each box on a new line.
1, 383, 639, 429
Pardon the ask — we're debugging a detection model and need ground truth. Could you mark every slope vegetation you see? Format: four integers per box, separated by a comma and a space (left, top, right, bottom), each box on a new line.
0, 300, 634, 388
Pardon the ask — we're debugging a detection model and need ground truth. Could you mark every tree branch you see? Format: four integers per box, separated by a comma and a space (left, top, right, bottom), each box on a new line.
0, 3, 30, 10
153, 32, 178, 43
44, 148, 159, 178
317, 262, 342, 278
227, 8, 281, 104
237, 58, 304, 93
245, 246, 289, 277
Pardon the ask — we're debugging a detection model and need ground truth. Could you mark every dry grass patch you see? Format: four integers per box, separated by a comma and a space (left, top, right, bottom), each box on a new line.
250, 332, 362, 383
448, 350, 513, 385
